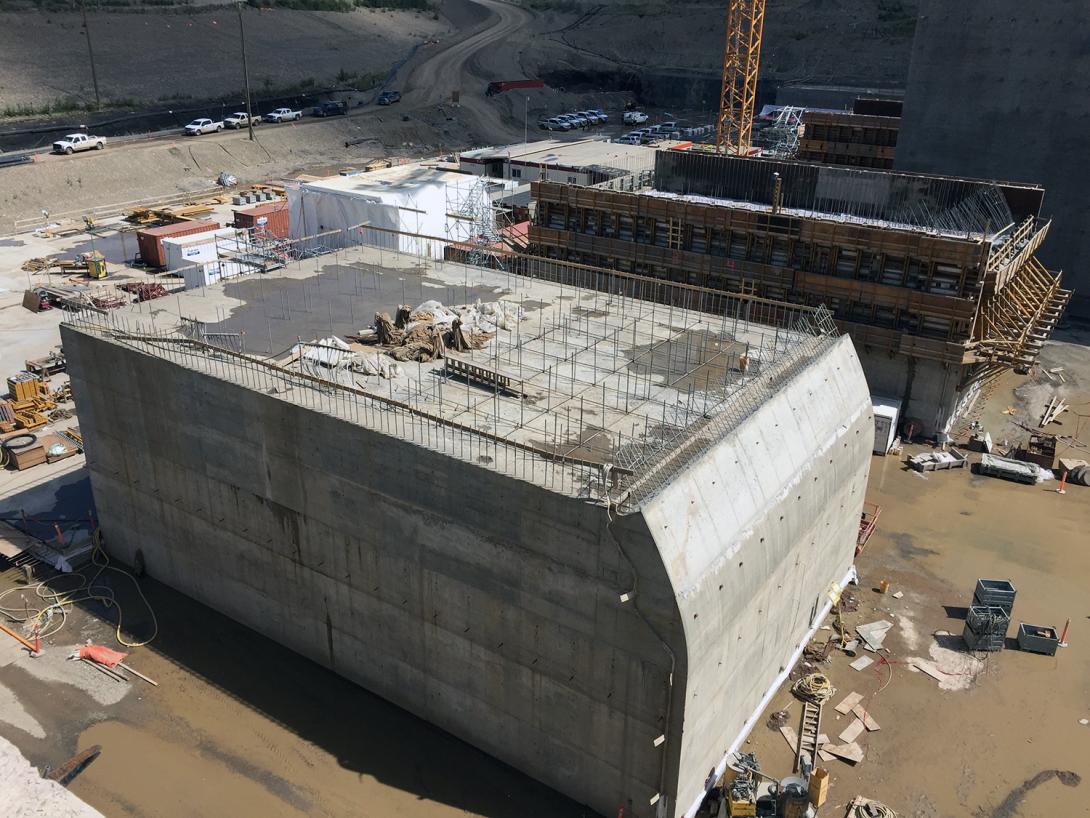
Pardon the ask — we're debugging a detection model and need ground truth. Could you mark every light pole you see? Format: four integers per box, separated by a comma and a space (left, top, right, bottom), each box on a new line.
80, 0, 101, 110
237, 1, 255, 141
524, 96, 528, 144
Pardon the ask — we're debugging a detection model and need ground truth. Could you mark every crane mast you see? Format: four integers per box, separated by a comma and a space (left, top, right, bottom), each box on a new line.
716, 0, 766, 155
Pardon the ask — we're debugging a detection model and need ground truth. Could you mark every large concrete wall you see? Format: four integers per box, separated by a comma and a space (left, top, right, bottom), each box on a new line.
63, 325, 871, 817
642, 335, 872, 814
62, 325, 681, 817
896, 0, 1090, 316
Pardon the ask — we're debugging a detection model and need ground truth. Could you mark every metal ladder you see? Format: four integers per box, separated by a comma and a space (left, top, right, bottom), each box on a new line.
795, 700, 822, 772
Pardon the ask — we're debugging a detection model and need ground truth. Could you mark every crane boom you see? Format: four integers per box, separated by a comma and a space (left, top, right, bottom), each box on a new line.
715, 0, 766, 155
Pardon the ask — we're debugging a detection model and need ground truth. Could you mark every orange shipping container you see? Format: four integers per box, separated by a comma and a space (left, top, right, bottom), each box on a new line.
232, 201, 289, 239
136, 219, 219, 268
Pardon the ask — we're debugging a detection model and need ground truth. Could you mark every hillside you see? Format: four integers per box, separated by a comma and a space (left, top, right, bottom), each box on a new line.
0, 6, 447, 115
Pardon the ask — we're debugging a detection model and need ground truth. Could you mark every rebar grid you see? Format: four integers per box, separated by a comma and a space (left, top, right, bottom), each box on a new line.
61, 223, 837, 510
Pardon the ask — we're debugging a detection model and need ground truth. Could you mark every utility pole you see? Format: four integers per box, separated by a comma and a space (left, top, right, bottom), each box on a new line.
237, 1, 255, 141
80, 0, 101, 110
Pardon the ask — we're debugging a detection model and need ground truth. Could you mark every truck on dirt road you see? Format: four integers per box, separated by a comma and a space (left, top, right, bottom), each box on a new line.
52, 133, 106, 154
224, 112, 261, 129
265, 107, 303, 123
184, 118, 224, 135
485, 79, 544, 96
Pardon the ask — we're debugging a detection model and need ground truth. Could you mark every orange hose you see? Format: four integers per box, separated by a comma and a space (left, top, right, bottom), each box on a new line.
0, 620, 38, 652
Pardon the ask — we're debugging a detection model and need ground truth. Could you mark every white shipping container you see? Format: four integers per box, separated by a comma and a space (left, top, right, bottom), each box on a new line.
162, 228, 252, 289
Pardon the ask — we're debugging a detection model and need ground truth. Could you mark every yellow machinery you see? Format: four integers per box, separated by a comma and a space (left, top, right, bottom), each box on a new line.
715, 0, 766, 155
723, 753, 759, 816
3, 373, 55, 432
84, 251, 107, 279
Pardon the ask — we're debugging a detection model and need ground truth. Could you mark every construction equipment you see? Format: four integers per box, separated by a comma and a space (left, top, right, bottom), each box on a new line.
715, 0, 766, 155
57, 250, 107, 278
718, 754, 817, 818
724, 752, 761, 816
25, 350, 67, 377
4, 373, 56, 431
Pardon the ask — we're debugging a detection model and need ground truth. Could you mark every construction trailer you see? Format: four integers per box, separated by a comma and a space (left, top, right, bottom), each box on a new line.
528, 150, 1070, 437
62, 237, 873, 818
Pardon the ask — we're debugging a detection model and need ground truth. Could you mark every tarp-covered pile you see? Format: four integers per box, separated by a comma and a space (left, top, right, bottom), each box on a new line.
366, 299, 525, 362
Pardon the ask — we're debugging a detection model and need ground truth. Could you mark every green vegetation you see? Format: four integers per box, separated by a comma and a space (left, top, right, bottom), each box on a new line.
1, 95, 138, 119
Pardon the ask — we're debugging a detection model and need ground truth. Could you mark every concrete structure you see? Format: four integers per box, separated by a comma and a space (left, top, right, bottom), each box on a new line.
797, 99, 901, 170
286, 163, 519, 259
458, 139, 658, 186
62, 239, 872, 818
896, 0, 1090, 317
529, 150, 1070, 437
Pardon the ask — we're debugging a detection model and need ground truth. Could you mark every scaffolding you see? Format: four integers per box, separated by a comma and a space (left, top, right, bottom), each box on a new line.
760, 106, 804, 159
445, 177, 513, 270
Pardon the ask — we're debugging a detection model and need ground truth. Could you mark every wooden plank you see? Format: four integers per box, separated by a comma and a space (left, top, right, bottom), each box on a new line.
779, 725, 799, 751
851, 705, 881, 731
834, 691, 863, 715
824, 741, 865, 764
0, 522, 38, 560
913, 660, 944, 682
839, 719, 866, 744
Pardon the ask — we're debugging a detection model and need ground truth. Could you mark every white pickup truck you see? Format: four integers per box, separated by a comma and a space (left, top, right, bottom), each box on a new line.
265, 107, 302, 123
224, 111, 261, 129
52, 133, 106, 154
622, 111, 649, 125
184, 118, 224, 136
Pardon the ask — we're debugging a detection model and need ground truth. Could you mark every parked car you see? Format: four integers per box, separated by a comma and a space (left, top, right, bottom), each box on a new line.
560, 113, 588, 128
377, 90, 402, 105
184, 118, 223, 136
623, 111, 649, 125
224, 112, 261, 129
590, 108, 608, 122
544, 117, 571, 131
612, 135, 639, 144
265, 108, 302, 123
579, 110, 605, 124
312, 100, 347, 117
51, 133, 105, 154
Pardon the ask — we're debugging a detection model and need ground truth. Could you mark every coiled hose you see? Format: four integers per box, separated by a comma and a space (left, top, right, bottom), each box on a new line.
0, 528, 157, 648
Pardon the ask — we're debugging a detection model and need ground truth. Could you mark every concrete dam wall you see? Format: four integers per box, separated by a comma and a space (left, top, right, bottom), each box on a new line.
62, 315, 871, 817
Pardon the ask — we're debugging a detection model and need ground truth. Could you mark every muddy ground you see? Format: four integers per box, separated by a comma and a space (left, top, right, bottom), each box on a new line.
741, 339, 1090, 817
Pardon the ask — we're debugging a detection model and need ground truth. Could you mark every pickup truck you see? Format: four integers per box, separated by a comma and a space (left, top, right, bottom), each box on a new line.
623, 111, 649, 125
52, 133, 106, 154
266, 107, 302, 123
184, 118, 223, 136
311, 100, 347, 117
224, 111, 261, 129
376, 90, 401, 106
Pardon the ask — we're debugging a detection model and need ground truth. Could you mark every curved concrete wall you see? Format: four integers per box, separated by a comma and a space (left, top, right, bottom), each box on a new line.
640, 335, 872, 815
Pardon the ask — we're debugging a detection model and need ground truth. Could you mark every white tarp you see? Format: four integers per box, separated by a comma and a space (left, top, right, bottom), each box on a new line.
286, 172, 515, 259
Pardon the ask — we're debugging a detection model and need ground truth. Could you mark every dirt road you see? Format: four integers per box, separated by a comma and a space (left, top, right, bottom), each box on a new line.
402, 0, 532, 142
14, 0, 529, 173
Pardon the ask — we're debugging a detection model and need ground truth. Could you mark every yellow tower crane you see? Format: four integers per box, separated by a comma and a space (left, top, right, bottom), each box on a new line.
715, 0, 766, 155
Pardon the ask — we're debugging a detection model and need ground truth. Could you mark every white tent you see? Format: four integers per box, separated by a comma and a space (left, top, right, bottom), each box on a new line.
286, 164, 519, 259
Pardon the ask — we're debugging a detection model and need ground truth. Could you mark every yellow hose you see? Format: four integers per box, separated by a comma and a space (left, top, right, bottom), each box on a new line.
0, 527, 157, 648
